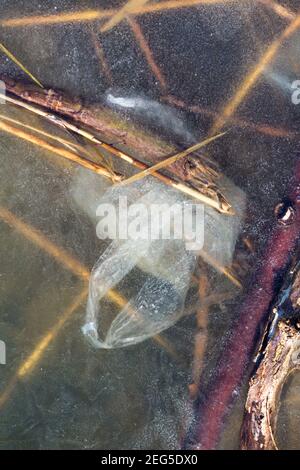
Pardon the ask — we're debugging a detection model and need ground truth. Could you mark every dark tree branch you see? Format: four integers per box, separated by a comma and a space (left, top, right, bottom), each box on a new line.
183, 171, 300, 449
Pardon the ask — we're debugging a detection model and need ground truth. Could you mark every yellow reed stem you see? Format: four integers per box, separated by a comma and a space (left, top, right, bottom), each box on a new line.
101, 0, 149, 33
121, 132, 226, 186
0, 113, 89, 156
0, 206, 90, 279
0, 91, 230, 213
199, 249, 242, 289
258, 0, 296, 21
2, 1, 236, 27
0, 42, 43, 87
0, 207, 178, 407
210, 13, 300, 134
0, 119, 121, 181
0, 288, 88, 408
0, 206, 131, 309
17, 288, 89, 378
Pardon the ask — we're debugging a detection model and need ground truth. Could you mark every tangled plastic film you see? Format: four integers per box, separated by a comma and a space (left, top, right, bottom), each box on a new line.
81, 176, 245, 349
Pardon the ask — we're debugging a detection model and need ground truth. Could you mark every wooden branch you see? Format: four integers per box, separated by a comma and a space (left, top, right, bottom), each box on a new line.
240, 257, 300, 449
183, 165, 300, 449
0, 77, 233, 214
240, 320, 300, 450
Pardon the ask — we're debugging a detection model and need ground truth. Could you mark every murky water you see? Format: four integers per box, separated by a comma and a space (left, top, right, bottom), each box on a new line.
1, 0, 300, 450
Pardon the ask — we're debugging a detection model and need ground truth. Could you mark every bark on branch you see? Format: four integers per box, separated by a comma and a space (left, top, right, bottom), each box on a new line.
241, 320, 300, 450
183, 172, 300, 449
241, 260, 300, 450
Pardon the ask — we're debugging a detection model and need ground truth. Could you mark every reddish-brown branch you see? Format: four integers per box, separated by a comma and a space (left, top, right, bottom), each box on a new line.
127, 16, 168, 92
0, 78, 233, 213
0, 78, 197, 171
183, 165, 300, 449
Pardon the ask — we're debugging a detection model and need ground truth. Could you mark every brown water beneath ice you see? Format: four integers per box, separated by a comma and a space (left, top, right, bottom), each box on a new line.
1, 0, 300, 449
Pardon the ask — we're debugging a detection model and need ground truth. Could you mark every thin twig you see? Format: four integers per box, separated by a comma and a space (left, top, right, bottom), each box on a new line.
189, 266, 210, 400
164, 94, 297, 139
127, 15, 167, 92
90, 28, 113, 85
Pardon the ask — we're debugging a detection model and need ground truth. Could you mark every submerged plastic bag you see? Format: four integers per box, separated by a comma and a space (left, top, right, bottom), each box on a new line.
79, 174, 245, 349
82, 179, 195, 348
84, 240, 195, 349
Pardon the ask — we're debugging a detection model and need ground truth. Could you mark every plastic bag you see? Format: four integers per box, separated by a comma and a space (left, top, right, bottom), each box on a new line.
80, 175, 245, 349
